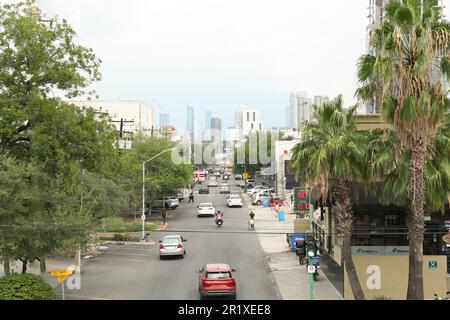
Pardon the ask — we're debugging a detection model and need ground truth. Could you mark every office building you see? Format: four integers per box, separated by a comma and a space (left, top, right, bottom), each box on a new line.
159, 113, 170, 128
289, 92, 312, 130
235, 105, 263, 137
186, 106, 194, 142
68, 100, 154, 135
210, 117, 222, 142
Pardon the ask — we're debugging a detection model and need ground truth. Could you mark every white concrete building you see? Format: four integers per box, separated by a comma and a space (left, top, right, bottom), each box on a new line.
227, 127, 241, 143
235, 104, 263, 137
68, 100, 155, 135
274, 139, 301, 199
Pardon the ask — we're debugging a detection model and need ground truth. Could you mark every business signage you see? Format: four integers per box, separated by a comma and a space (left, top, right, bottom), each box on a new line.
352, 246, 409, 256
293, 187, 310, 218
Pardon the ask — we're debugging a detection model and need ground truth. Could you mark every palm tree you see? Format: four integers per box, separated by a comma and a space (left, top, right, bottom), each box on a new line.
290, 95, 367, 300
357, 0, 450, 299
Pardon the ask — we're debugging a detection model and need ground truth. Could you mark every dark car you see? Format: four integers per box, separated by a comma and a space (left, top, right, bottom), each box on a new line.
199, 187, 210, 194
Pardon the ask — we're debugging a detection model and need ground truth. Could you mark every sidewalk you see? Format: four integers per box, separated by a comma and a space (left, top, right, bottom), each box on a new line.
245, 195, 343, 300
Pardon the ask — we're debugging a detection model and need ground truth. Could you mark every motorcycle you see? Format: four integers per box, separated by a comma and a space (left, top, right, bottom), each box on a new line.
215, 217, 223, 228
296, 247, 306, 265
248, 219, 255, 230
306, 249, 321, 281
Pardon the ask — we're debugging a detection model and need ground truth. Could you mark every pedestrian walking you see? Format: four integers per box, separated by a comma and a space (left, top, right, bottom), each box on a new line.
188, 191, 194, 203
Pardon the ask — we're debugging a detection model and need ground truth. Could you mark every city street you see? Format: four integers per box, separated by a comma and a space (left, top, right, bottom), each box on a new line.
61, 182, 280, 300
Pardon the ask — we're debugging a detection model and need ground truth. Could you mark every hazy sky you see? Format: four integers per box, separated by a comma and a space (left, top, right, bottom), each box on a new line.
31, 0, 449, 131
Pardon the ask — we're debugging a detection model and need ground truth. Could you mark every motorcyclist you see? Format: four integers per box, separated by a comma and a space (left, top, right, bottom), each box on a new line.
215, 210, 224, 225
248, 210, 255, 229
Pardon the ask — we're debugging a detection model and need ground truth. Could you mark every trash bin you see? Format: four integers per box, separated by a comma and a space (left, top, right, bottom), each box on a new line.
263, 199, 269, 208
278, 211, 285, 221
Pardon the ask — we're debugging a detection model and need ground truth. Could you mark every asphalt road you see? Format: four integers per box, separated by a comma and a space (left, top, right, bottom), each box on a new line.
62, 180, 280, 300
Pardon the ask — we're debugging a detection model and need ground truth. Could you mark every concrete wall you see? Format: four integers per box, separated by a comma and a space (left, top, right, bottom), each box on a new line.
343, 255, 448, 300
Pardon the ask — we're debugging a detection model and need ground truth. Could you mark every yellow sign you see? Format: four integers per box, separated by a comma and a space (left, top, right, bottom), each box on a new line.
242, 171, 249, 180
49, 269, 74, 283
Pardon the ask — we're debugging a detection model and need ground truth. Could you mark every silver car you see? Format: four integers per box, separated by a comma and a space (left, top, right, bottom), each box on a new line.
159, 235, 187, 259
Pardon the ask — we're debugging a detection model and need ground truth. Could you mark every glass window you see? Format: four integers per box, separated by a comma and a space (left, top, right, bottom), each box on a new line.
206, 272, 231, 279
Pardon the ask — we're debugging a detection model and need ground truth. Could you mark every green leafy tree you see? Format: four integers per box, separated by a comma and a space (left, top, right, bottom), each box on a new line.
290, 96, 367, 300
356, 0, 450, 299
0, 0, 101, 156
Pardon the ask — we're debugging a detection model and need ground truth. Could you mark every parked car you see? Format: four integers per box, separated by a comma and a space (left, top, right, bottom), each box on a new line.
198, 264, 237, 300
226, 195, 243, 207
154, 196, 179, 209
246, 179, 256, 187
251, 190, 279, 206
246, 185, 266, 196
159, 235, 187, 259
219, 185, 230, 194
197, 203, 215, 217
199, 187, 210, 194
249, 188, 275, 197
207, 179, 218, 187
236, 180, 245, 187
235, 174, 242, 180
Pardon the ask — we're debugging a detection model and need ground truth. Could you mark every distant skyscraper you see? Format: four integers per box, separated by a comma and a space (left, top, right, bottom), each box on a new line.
159, 113, 170, 128
313, 96, 329, 108
186, 106, 194, 142
211, 117, 222, 142
289, 92, 311, 129
204, 110, 212, 141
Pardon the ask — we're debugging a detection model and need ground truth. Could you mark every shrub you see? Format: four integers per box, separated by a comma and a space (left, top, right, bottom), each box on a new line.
0, 273, 56, 300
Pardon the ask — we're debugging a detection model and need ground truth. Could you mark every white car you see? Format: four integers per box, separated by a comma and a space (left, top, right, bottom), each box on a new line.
227, 195, 242, 208
247, 186, 266, 196
197, 203, 215, 217
159, 235, 187, 259
207, 180, 218, 187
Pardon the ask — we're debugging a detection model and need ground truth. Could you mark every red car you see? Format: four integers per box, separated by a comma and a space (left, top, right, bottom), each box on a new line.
198, 264, 237, 300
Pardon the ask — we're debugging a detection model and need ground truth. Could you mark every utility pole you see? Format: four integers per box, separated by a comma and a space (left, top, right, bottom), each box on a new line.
308, 187, 314, 300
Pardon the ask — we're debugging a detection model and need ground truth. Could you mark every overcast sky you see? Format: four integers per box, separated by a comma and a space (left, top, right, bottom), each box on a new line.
31, 0, 449, 131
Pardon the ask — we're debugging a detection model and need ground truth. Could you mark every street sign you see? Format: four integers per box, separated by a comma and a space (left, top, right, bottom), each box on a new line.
293, 187, 309, 217
242, 171, 249, 180
307, 265, 316, 273
49, 269, 74, 283
428, 260, 438, 269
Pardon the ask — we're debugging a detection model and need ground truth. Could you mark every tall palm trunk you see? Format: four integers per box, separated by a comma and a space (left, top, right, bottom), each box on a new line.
335, 181, 366, 300
406, 145, 426, 300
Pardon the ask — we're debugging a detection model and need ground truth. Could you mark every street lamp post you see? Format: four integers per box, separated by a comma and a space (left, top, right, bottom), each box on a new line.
141, 148, 176, 241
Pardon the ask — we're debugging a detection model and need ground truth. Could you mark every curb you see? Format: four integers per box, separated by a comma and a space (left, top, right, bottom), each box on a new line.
156, 222, 169, 231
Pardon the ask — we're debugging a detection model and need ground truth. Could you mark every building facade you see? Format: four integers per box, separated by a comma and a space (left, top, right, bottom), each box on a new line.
235, 104, 263, 137
68, 100, 155, 134
186, 106, 195, 142
289, 92, 312, 130
159, 113, 170, 128
210, 117, 222, 142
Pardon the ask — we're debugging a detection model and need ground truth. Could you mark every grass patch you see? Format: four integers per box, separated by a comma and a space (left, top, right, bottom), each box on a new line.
98, 217, 156, 233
